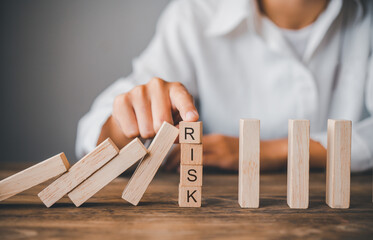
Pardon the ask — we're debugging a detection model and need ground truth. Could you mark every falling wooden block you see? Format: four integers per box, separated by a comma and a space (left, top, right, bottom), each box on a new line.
38, 138, 119, 207
178, 185, 201, 207
179, 121, 202, 144
238, 119, 260, 208
287, 119, 310, 209
180, 165, 203, 186
180, 143, 203, 165
0, 153, 70, 201
326, 119, 351, 209
68, 138, 147, 207
122, 122, 179, 206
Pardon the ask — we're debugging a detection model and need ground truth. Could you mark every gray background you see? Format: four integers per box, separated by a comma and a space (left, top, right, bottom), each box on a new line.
0, 0, 170, 163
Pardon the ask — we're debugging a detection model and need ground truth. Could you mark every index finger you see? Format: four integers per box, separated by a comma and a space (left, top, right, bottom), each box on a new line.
169, 83, 199, 122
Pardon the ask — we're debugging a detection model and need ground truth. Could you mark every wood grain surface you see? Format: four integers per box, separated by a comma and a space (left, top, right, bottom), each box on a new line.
0, 164, 372, 240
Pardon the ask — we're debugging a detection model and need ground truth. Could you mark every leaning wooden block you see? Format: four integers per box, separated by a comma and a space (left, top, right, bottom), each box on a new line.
180, 143, 203, 165
179, 121, 202, 144
287, 119, 309, 209
122, 122, 179, 206
180, 165, 203, 186
238, 119, 260, 208
68, 138, 147, 207
0, 153, 70, 201
38, 138, 119, 207
178, 185, 201, 207
326, 119, 351, 209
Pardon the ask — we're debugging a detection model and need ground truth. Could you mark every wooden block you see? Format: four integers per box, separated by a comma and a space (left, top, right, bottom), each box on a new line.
180, 165, 203, 186
326, 119, 351, 209
68, 138, 147, 207
287, 119, 309, 209
238, 119, 260, 208
178, 185, 201, 207
179, 121, 202, 144
38, 138, 119, 207
180, 144, 203, 165
0, 153, 70, 201
122, 122, 179, 205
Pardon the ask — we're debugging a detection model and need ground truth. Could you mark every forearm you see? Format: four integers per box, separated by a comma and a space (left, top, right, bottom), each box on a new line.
166, 134, 327, 172
260, 138, 327, 170
309, 139, 327, 169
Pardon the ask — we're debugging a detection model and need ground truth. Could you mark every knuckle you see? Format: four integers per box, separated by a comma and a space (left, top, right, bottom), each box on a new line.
149, 77, 165, 87
130, 85, 147, 98
140, 130, 155, 139
124, 129, 139, 139
114, 93, 130, 106
153, 121, 164, 132
113, 94, 123, 107
171, 81, 185, 89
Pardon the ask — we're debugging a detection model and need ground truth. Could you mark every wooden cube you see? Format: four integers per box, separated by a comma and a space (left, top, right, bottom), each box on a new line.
180, 144, 203, 165
326, 119, 351, 209
238, 119, 260, 208
178, 185, 201, 207
68, 138, 147, 207
0, 153, 70, 202
287, 119, 309, 209
122, 122, 179, 206
38, 138, 119, 207
179, 121, 202, 144
180, 165, 203, 186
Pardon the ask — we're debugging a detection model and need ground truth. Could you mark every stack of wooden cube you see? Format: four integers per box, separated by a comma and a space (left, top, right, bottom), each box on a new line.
178, 121, 203, 207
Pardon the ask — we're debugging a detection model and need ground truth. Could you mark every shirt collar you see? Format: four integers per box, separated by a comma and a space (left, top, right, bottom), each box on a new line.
205, 0, 362, 37
205, 0, 363, 62
205, 0, 251, 36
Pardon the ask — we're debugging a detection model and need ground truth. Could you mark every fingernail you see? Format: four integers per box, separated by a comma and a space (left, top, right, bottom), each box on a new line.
185, 111, 198, 121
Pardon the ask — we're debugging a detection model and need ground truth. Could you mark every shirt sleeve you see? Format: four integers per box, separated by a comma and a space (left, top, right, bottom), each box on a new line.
75, 0, 198, 158
311, 44, 373, 173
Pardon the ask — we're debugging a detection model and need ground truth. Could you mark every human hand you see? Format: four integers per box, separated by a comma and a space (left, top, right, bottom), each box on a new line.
164, 136, 294, 172
165, 134, 239, 171
112, 78, 199, 139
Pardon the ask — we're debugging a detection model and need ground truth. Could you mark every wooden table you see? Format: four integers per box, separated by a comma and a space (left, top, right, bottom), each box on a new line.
0, 165, 372, 239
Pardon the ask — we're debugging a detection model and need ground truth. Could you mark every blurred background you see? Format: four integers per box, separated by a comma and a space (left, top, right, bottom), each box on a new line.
0, 0, 170, 164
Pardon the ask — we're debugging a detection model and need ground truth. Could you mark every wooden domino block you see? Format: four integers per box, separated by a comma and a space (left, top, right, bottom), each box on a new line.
122, 122, 179, 206
0, 153, 70, 201
68, 138, 147, 207
326, 119, 351, 208
179, 121, 202, 144
38, 138, 119, 207
287, 119, 309, 209
238, 119, 260, 208
180, 165, 203, 186
178, 185, 201, 207
180, 144, 203, 165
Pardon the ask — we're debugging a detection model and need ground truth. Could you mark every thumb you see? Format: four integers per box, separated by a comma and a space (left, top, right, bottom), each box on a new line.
169, 83, 199, 122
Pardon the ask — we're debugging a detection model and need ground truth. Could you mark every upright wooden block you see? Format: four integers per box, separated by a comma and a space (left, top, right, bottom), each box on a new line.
0, 153, 70, 201
180, 144, 203, 165
287, 119, 310, 209
38, 138, 119, 207
238, 119, 260, 208
180, 165, 203, 186
326, 119, 351, 209
122, 122, 179, 205
68, 138, 147, 207
179, 121, 202, 144
178, 185, 201, 207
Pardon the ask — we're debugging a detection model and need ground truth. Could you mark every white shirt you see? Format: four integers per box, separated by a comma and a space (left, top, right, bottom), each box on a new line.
278, 21, 314, 58
76, 0, 373, 172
